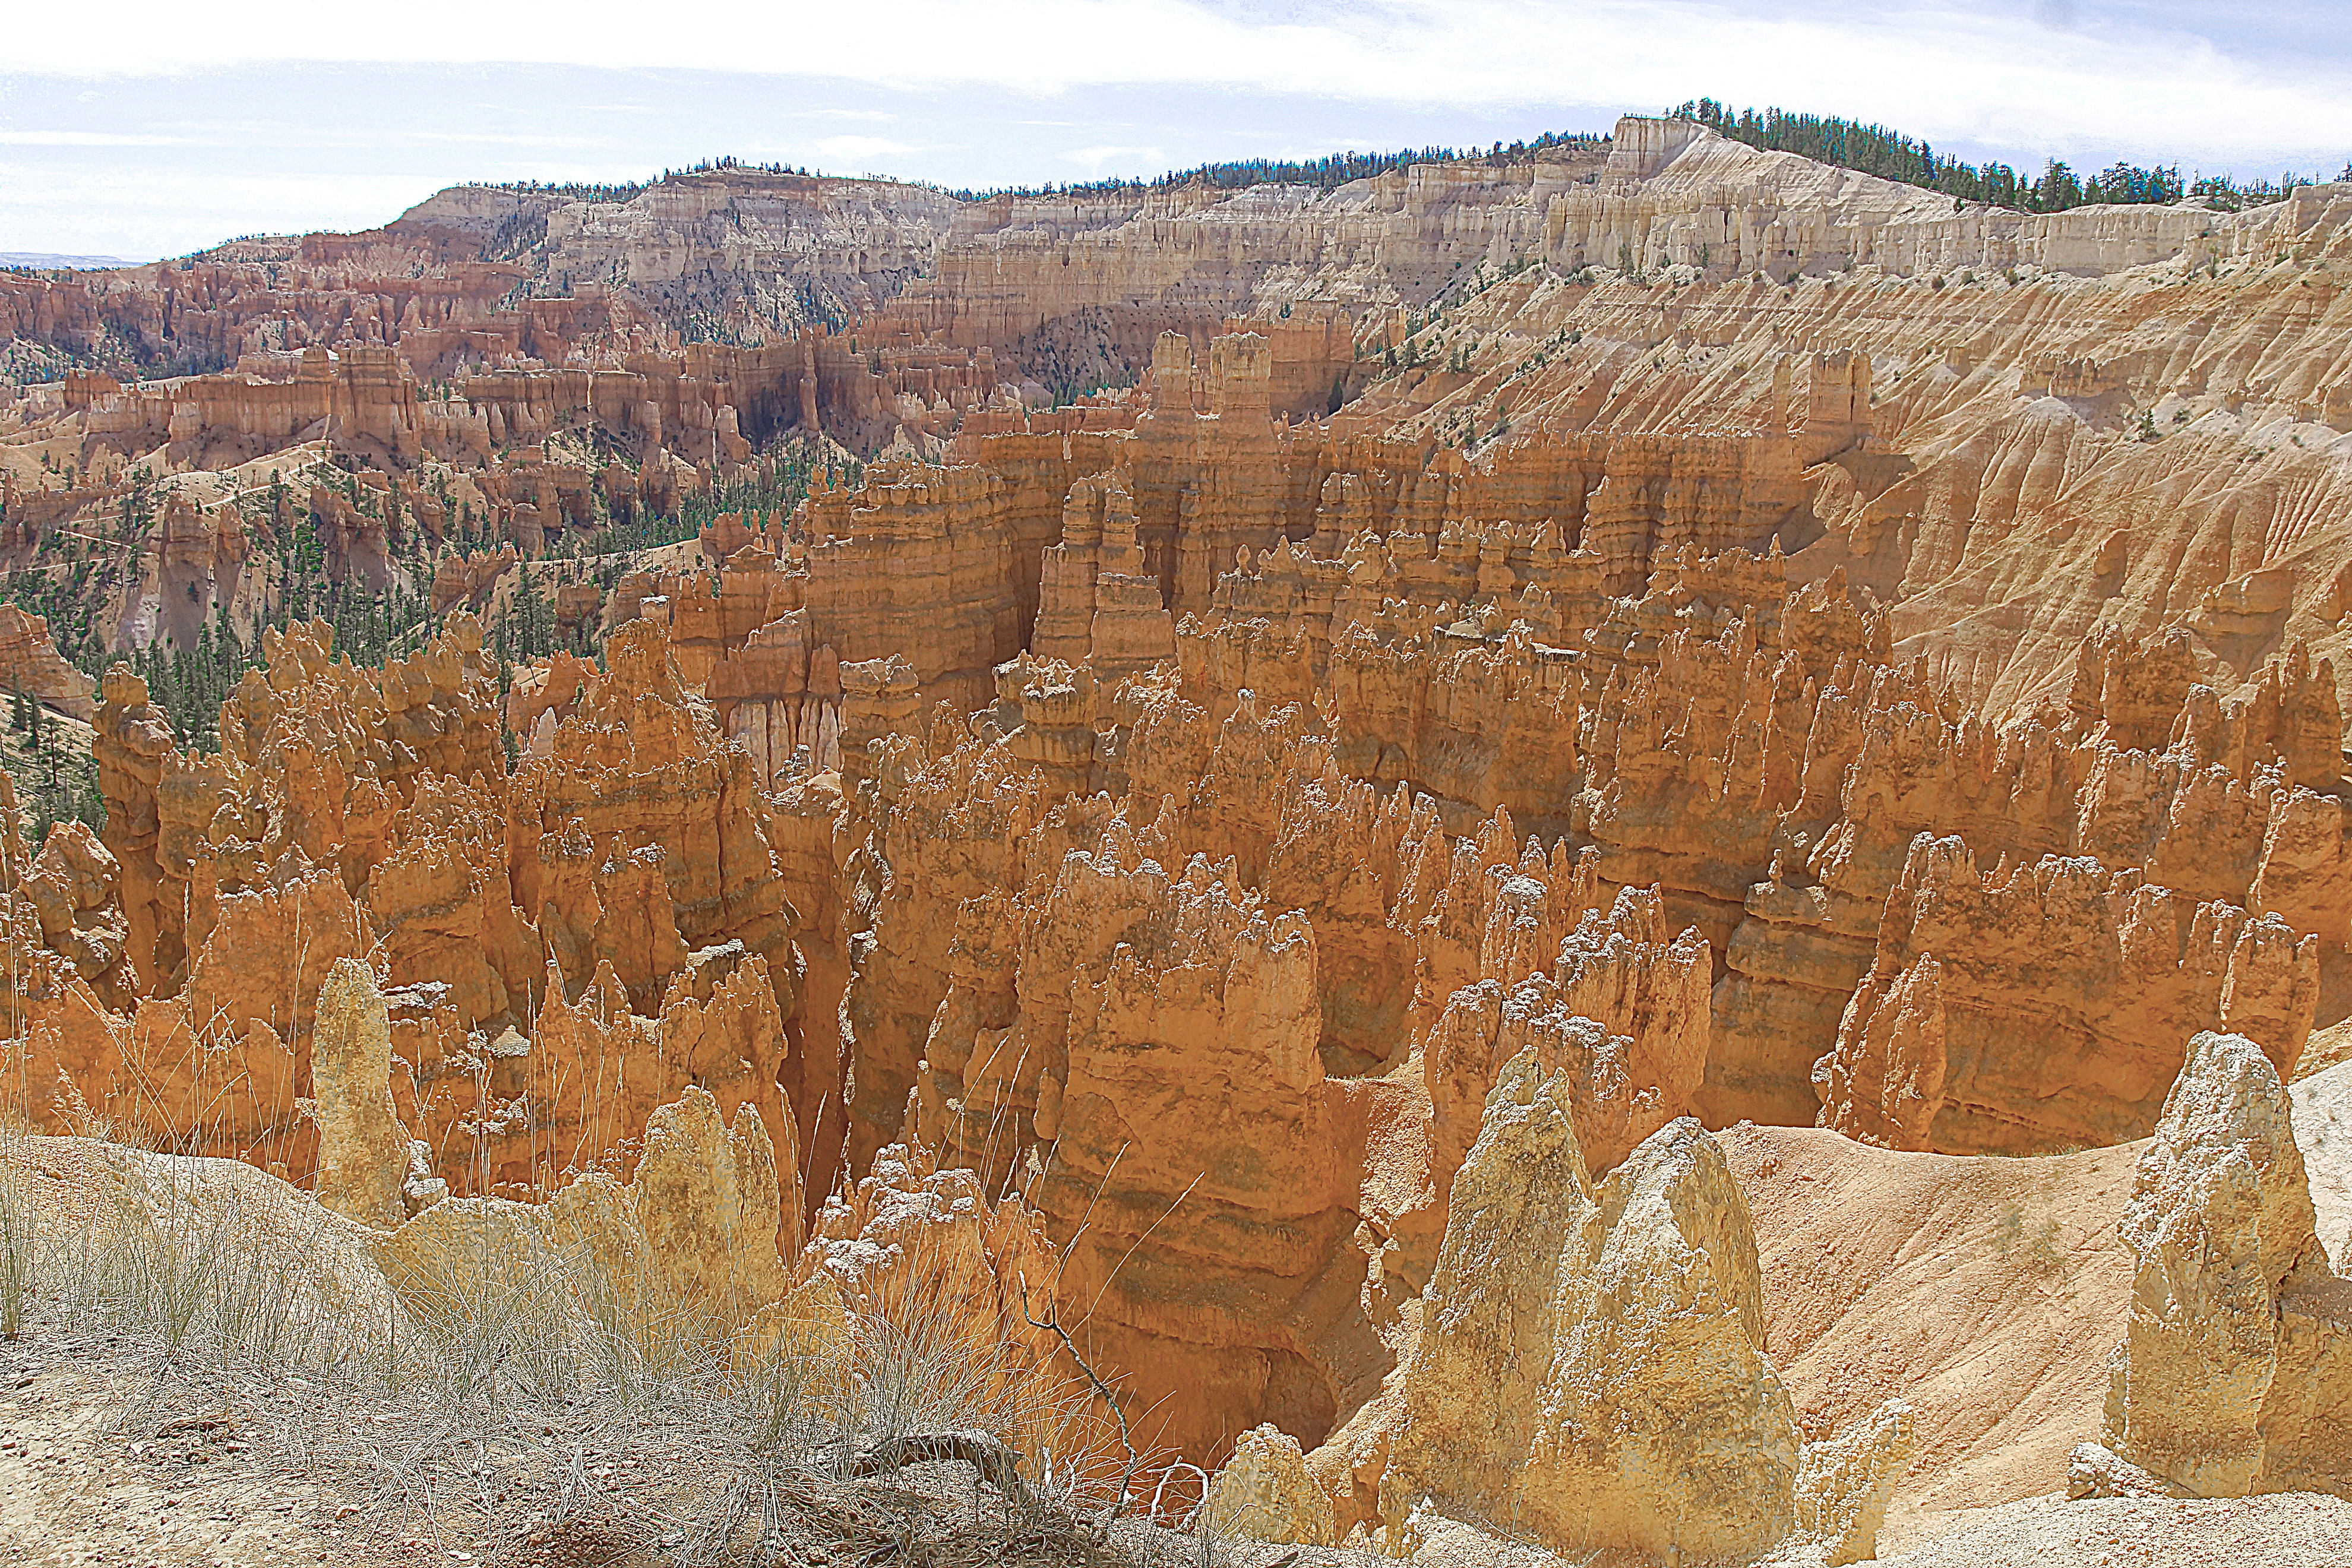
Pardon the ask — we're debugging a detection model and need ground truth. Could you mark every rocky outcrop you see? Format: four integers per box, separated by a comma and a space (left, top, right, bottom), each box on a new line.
18, 107, 2352, 1553
0, 604, 94, 719
632, 1085, 797, 1324
1795, 1397, 1917, 1566
1030, 468, 1175, 705
2104, 1030, 2352, 1498
308, 958, 411, 1229
20, 819, 132, 1001
431, 545, 517, 614
1818, 840, 2319, 1155
2067, 1440, 2185, 1500
59, 612, 824, 1218
377, 1083, 797, 1343
1030, 848, 1368, 1460
792, 459, 1051, 709
802, 1131, 1103, 1462
1425, 884, 1711, 1186
1384, 1064, 1799, 1561
1202, 1424, 1338, 1547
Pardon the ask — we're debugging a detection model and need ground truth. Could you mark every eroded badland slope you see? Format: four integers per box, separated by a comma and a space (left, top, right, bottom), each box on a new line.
3, 115, 2352, 1566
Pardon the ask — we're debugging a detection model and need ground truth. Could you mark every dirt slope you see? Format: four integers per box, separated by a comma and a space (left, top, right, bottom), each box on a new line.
1721, 1124, 2141, 1547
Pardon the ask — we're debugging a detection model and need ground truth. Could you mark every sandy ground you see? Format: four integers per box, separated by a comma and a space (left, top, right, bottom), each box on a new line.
1722, 1059, 2352, 1560
1722, 1123, 2140, 1546
0, 1342, 366, 1568
1875, 1491, 2352, 1566
0, 1338, 1117, 1568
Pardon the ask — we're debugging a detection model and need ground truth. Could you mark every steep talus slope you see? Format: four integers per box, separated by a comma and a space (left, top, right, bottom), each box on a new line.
1730, 1047, 2352, 1553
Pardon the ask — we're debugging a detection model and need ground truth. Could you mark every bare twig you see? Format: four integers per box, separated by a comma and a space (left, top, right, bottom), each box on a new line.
1019, 1271, 1136, 1541
1151, 1459, 1210, 1528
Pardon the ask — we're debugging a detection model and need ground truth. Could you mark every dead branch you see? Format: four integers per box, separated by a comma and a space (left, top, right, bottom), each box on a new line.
1020, 1270, 1136, 1541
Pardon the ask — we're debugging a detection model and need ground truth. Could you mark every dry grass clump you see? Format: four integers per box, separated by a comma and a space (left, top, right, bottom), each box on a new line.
0, 1134, 372, 1377
0, 1131, 1164, 1567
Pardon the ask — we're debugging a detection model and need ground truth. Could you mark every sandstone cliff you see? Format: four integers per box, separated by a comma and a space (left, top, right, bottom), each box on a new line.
10, 113, 2352, 1559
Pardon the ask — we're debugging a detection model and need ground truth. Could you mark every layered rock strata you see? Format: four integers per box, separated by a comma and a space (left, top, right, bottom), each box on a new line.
12, 108, 2352, 1545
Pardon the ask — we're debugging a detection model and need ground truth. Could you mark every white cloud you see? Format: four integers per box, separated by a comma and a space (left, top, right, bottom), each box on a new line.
4, 2, 2346, 166
0, 125, 605, 151
1061, 143, 1164, 173
813, 135, 928, 163
0, 164, 452, 261
7, 2, 2348, 252
0, 130, 190, 146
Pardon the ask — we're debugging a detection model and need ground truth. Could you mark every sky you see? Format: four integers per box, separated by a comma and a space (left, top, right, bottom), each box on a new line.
4, 0, 2350, 263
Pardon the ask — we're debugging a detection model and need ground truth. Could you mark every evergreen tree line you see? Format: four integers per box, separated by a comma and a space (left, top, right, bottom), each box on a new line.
486, 176, 654, 205
122, 570, 435, 754
5, 688, 101, 845
450, 101, 2352, 218
486, 158, 820, 209
948, 132, 1608, 203
581, 441, 832, 558
489, 139, 1637, 210
0, 563, 432, 842
0, 435, 834, 826
1670, 98, 2341, 213
496, 562, 568, 666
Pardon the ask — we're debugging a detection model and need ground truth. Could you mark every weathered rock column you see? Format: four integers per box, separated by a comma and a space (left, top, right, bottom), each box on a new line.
311, 957, 410, 1229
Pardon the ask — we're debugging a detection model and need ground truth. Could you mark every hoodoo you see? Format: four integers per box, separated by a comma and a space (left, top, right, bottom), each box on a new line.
4, 96, 2352, 1567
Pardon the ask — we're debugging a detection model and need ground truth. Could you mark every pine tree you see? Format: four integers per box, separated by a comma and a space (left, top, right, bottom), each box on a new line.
513, 564, 548, 660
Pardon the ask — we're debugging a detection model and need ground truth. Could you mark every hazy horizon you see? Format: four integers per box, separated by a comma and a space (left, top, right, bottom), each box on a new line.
5, 0, 2349, 263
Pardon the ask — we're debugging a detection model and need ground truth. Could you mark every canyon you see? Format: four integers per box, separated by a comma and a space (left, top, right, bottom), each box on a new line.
4, 114, 2352, 1566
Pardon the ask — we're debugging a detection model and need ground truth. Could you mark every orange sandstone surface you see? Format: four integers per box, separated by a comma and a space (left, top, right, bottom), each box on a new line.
5, 115, 2352, 1561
